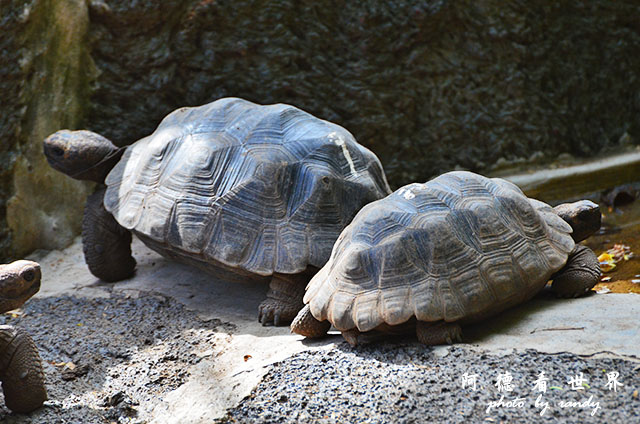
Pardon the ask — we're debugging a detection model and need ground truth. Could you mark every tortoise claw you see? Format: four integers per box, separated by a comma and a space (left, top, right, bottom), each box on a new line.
341, 329, 359, 347
416, 321, 463, 346
259, 310, 270, 326
257, 299, 299, 326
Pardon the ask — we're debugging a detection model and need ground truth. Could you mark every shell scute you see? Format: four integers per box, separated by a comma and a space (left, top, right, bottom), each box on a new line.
306, 171, 575, 330
104, 98, 390, 276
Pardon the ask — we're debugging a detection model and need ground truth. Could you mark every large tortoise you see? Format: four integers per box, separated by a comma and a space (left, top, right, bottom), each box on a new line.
0, 260, 47, 413
43, 97, 390, 325
291, 171, 602, 345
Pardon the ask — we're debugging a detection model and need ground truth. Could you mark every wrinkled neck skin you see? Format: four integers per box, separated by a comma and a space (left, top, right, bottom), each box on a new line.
0, 325, 48, 413
553, 200, 601, 242
43, 129, 124, 183
0, 325, 18, 372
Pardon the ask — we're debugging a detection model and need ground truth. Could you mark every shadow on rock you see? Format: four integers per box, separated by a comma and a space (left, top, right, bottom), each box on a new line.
463, 287, 585, 344
294, 287, 593, 364
0, 293, 230, 423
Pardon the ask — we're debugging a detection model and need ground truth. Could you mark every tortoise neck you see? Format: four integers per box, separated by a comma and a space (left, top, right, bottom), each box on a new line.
70, 146, 125, 183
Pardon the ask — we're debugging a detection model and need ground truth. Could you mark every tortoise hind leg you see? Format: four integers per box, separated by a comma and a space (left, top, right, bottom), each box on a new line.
82, 187, 136, 282
291, 304, 331, 337
259, 270, 312, 326
416, 321, 463, 345
551, 244, 601, 298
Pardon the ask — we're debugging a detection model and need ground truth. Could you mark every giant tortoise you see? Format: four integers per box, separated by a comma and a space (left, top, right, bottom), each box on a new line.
43, 98, 390, 325
291, 171, 602, 345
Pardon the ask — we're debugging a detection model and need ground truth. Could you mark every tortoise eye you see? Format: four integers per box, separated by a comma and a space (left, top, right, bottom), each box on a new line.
51, 146, 65, 157
21, 269, 36, 282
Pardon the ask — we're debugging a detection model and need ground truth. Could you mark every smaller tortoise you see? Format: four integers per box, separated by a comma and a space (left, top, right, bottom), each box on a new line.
0, 260, 47, 413
292, 171, 602, 346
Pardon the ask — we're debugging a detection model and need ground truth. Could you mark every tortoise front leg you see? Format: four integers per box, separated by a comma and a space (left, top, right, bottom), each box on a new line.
259, 271, 312, 326
0, 325, 46, 413
82, 187, 136, 282
416, 321, 463, 345
551, 244, 601, 298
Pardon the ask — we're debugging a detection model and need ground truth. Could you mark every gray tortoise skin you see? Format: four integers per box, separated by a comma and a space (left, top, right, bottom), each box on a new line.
0, 260, 47, 413
44, 97, 390, 326
292, 171, 602, 345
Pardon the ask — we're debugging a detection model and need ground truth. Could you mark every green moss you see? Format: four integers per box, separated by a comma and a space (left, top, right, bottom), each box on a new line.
3, 0, 95, 259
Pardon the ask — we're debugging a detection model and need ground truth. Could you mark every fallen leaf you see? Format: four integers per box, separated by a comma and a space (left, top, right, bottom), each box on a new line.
598, 252, 614, 262
244, 355, 252, 362
4, 309, 23, 318
594, 280, 640, 294
598, 252, 617, 272
608, 244, 632, 262
601, 263, 616, 272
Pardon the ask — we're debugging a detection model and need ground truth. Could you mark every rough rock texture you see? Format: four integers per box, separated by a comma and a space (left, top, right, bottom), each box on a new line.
225, 346, 640, 423
0, 0, 93, 260
0, 293, 228, 423
85, 0, 640, 183
2, 0, 640, 259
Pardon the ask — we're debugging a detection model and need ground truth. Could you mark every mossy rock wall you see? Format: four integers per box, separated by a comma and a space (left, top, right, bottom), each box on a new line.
0, 0, 94, 261
1, 0, 639, 259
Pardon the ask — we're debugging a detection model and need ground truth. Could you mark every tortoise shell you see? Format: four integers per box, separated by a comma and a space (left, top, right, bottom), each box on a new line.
103, 98, 390, 277
304, 171, 575, 332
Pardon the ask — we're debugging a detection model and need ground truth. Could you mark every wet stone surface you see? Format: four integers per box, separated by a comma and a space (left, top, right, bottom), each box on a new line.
0, 292, 231, 423
587, 199, 640, 293
224, 345, 640, 424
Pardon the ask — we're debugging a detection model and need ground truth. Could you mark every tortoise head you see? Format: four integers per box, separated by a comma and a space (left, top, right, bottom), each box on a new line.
43, 130, 124, 183
553, 200, 601, 243
0, 260, 41, 313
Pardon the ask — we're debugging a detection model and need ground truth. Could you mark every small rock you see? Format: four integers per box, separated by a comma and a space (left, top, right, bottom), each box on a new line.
102, 391, 125, 407
61, 363, 90, 381
602, 184, 638, 208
